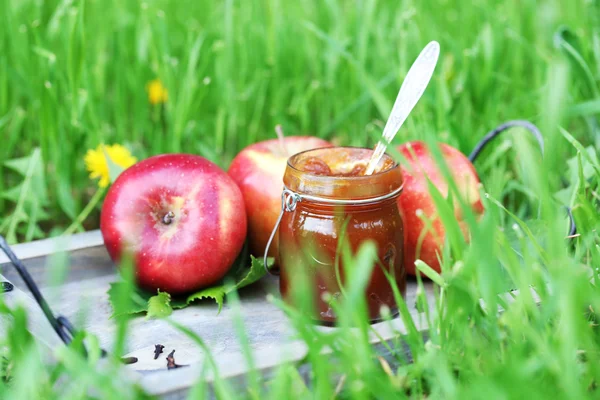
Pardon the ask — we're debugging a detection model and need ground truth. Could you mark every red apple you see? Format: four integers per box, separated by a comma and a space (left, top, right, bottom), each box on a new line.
101, 154, 247, 294
397, 141, 484, 275
228, 136, 332, 258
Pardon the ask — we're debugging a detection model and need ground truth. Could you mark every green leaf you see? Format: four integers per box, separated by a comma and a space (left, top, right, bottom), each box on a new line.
56, 179, 77, 219
186, 287, 226, 313
4, 154, 39, 175
147, 291, 173, 319
568, 99, 600, 117
184, 255, 273, 313
554, 26, 600, 99
486, 193, 549, 266
106, 253, 273, 317
302, 21, 391, 118
560, 127, 600, 179
1, 148, 51, 244
501, 219, 554, 259
232, 255, 271, 291
107, 282, 151, 318
415, 260, 446, 288
102, 147, 126, 183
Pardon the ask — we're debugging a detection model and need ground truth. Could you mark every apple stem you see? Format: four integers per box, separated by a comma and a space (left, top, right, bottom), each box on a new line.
275, 124, 289, 156
162, 211, 175, 225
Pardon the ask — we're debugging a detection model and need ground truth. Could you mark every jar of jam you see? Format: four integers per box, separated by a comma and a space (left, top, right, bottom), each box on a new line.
265, 147, 406, 324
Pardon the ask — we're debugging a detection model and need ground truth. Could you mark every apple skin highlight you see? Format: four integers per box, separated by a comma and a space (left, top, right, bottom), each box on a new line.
228, 136, 332, 258
101, 154, 247, 294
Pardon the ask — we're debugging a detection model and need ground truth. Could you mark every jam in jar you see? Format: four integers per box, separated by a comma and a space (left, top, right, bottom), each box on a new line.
277, 147, 405, 324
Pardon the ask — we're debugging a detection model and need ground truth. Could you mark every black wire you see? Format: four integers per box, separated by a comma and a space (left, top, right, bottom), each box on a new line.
468, 120, 544, 163
468, 120, 577, 239
565, 206, 577, 238
0, 235, 114, 360
0, 234, 74, 344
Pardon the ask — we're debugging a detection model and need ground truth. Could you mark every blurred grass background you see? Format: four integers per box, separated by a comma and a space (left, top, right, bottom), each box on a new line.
1, 0, 599, 240
1, 1, 600, 399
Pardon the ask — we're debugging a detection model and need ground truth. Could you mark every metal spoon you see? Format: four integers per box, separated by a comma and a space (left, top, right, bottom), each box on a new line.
364, 41, 440, 175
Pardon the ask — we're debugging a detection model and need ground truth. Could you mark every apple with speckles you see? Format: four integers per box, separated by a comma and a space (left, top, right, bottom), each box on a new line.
101, 154, 247, 294
397, 141, 484, 275
228, 135, 332, 258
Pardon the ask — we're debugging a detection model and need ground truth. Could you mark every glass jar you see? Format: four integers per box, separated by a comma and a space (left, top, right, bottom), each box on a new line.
274, 147, 405, 324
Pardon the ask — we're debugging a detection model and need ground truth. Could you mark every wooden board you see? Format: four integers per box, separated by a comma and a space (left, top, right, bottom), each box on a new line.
0, 231, 435, 397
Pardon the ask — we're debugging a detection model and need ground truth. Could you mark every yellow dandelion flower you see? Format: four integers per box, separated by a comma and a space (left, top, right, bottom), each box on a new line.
84, 144, 137, 188
146, 79, 168, 105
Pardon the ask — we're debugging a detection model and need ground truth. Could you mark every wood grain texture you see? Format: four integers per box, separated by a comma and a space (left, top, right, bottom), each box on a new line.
1, 246, 115, 289
0, 230, 103, 264
0, 237, 436, 397
39, 271, 434, 396
0, 273, 64, 350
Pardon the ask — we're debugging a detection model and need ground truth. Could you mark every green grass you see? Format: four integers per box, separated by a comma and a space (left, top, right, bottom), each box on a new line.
1, 0, 600, 398
1, 0, 598, 237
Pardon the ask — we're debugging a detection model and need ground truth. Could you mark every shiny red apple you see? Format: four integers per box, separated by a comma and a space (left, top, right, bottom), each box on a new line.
397, 141, 484, 275
101, 154, 247, 294
228, 135, 332, 258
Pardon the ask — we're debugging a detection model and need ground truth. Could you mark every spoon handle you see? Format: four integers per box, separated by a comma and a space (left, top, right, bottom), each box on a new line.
365, 41, 440, 175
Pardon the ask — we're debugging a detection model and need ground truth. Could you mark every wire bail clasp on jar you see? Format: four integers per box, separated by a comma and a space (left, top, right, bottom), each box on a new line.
262, 184, 404, 275
263, 188, 302, 276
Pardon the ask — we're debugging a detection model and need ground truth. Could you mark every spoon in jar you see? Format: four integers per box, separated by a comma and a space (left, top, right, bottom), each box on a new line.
364, 41, 440, 175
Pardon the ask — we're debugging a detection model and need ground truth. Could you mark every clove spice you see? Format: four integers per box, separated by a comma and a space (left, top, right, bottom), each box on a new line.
166, 350, 186, 370
154, 344, 165, 360
122, 357, 138, 365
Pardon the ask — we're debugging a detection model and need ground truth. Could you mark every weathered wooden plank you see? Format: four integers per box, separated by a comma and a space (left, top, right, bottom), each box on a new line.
39, 272, 433, 396
0, 230, 103, 264
1, 246, 115, 290
0, 233, 436, 397
0, 229, 113, 290
0, 273, 64, 350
